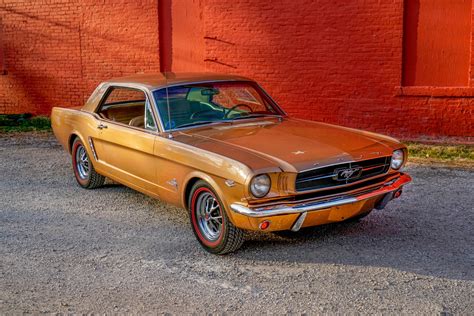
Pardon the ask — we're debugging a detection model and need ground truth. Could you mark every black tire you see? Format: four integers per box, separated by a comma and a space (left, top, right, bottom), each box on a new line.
188, 180, 244, 254
71, 138, 105, 189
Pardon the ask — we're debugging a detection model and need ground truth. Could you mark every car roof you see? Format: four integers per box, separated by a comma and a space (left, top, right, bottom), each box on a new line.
105, 72, 254, 90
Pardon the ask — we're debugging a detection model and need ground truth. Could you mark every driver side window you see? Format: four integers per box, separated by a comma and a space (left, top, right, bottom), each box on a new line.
97, 87, 157, 131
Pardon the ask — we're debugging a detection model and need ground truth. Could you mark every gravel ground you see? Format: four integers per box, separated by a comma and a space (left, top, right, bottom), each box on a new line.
1, 132, 473, 314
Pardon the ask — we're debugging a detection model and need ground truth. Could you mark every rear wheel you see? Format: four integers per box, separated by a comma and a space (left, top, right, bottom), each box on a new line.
72, 138, 105, 189
188, 180, 244, 254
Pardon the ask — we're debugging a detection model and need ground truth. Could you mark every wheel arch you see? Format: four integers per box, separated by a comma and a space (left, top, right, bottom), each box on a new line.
68, 133, 94, 164
183, 176, 201, 210
68, 133, 79, 153
182, 172, 230, 212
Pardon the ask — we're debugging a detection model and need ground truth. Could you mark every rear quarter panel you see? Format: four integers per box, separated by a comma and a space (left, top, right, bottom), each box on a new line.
51, 107, 99, 154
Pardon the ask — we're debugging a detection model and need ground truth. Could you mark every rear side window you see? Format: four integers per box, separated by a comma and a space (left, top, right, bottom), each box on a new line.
97, 87, 157, 131
103, 88, 145, 106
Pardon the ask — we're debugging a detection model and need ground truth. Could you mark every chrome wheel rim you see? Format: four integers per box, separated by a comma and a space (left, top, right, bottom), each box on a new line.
196, 192, 223, 241
75, 145, 90, 180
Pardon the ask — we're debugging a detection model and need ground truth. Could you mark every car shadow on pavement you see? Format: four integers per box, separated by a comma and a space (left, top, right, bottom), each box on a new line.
235, 208, 473, 282
232, 166, 474, 282
100, 167, 473, 283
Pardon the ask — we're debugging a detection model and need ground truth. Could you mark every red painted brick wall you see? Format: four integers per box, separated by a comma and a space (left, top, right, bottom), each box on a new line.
0, 0, 473, 142
403, 0, 472, 86
0, 17, 5, 75
195, 0, 473, 142
0, 0, 160, 115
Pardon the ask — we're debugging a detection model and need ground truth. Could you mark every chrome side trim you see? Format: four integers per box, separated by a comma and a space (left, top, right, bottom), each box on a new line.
230, 173, 411, 218
225, 179, 236, 187
87, 137, 98, 161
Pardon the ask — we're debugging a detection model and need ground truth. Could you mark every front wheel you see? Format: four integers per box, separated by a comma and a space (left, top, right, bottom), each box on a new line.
72, 138, 105, 189
188, 180, 244, 254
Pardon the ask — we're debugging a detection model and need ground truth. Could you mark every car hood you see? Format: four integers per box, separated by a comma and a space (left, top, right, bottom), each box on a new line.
175, 118, 401, 173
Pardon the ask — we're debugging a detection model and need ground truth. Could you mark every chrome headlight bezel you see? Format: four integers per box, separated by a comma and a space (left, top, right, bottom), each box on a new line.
249, 174, 271, 198
390, 149, 405, 170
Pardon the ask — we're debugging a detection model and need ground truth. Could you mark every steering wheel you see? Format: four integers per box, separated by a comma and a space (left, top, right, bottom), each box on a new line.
224, 103, 253, 119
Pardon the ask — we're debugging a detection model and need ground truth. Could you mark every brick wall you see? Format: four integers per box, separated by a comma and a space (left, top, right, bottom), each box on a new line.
196, 0, 473, 142
0, 0, 473, 142
0, 17, 5, 75
0, 0, 160, 115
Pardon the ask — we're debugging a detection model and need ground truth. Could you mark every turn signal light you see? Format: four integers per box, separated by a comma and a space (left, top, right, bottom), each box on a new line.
259, 220, 271, 230
394, 190, 402, 199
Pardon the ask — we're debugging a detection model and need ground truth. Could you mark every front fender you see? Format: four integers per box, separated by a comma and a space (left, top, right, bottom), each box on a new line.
182, 171, 248, 226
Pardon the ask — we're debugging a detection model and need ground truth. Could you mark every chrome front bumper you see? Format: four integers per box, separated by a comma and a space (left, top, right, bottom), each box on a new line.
230, 173, 412, 218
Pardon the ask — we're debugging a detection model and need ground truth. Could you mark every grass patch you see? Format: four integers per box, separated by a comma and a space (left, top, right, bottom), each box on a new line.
406, 142, 474, 162
0, 114, 51, 132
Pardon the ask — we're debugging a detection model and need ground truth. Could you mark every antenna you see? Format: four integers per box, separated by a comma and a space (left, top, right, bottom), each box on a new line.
164, 72, 173, 138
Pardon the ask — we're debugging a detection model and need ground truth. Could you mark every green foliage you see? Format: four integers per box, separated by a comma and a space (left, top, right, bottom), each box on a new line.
407, 142, 473, 161
0, 114, 51, 132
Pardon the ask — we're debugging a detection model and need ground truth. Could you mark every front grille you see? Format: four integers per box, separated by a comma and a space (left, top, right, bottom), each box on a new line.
295, 156, 391, 192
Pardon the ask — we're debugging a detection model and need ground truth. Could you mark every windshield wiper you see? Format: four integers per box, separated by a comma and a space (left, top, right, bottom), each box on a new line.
175, 115, 279, 129
229, 114, 274, 120
175, 120, 218, 129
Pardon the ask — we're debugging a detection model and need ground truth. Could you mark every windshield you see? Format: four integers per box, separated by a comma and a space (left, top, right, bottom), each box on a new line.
153, 81, 283, 130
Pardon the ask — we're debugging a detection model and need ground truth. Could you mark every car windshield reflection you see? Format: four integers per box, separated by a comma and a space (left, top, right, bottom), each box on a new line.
153, 81, 284, 130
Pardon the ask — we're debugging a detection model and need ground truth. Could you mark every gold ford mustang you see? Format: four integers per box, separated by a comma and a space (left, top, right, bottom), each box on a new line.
52, 73, 411, 254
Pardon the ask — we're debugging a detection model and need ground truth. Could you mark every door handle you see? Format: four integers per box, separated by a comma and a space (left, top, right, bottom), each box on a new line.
97, 123, 108, 130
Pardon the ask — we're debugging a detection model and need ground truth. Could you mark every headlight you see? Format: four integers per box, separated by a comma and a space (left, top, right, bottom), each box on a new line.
391, 149, 405, 170
249, 174, 271, 198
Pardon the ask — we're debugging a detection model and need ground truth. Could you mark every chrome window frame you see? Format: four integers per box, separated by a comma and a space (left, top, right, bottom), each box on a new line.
92, 83, 163, 133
